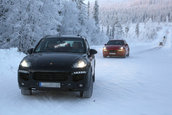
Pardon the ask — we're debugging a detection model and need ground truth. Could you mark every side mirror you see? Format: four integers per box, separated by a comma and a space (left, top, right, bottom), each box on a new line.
90, 49, 97, 55
27, 48, 34, 54
104, 44, 107, 46
125, 44, 128, 46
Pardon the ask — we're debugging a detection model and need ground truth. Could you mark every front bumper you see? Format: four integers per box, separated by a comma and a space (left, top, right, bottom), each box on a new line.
18, 69, 89, 91
103, 49, 126, 57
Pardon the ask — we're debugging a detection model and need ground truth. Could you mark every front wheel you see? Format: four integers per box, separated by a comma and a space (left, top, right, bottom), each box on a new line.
80, 77, 93, 98
126, 52, 130, 57
122, 54, 126, 58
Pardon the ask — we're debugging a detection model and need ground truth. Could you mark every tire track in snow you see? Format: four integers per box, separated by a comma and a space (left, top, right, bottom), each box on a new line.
132, 46, 162, 56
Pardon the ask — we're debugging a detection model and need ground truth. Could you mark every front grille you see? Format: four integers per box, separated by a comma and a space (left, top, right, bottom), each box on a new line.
19, 73, 29, 80
33, 72, 69, 82
109, 50, 117, 53
72, 74, 86, 81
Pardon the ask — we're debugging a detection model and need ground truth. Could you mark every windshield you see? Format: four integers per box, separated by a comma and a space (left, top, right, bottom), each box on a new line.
107, 40, 124, 45
34, 38, 86, 53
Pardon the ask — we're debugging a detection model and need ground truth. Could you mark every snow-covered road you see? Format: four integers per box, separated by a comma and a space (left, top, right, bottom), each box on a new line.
0, 39, 172, 115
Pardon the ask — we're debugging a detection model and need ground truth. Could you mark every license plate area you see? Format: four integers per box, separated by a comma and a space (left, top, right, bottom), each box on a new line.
109, 53, 116, 55
109, 50, 116, 55
39, 82, 61, 88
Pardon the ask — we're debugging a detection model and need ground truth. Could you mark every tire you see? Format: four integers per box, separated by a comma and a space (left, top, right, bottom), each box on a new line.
80, 72, 93, 98
21, 89, 32, 95
123, 54, 126, 58
93, 72, 95, 82
103, 55, 107, 58
93, 65, 95, 82
126, 52, 130, 57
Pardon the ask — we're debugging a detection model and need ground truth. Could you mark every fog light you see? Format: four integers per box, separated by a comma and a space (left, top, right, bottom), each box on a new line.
18, 70, 29, 74
78, 84, 84, 88
21, 83, 24, 86
73, 71, 86, 75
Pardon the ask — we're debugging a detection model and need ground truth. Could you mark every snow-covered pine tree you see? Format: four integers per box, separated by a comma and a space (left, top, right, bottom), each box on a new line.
106, 25, 110, 36
113, 15, 123, 39
111, 24, 115, 39
73, 0, 87, 26
144, 18, 157, 40
125, 26, 129, 38
0, 0, 108, 51
101, 26, 104, 32
0, 0, 14, 47
61, 0, 80, 35
87, 1, 90, 19
135, 23, 140, 38
93, 0, 99, 26
0, 0, 63, 52
99, 0, 172, 25
166, 16, 169, 23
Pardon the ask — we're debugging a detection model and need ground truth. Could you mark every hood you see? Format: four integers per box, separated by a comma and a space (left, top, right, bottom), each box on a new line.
105, 45, 122, 50
25, 52, 85, 71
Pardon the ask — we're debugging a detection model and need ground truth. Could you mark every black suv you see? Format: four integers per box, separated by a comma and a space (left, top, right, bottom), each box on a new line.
18, 35, 97, 98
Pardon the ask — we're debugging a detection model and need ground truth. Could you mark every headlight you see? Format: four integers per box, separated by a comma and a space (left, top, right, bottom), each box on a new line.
120, 47, 124, 50
73, 59, 87, 68
20, 60, 31, 68
103, 47, 107, 51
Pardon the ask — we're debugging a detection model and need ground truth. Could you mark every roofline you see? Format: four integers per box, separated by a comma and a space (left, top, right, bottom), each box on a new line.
43, 34, 85, 40
109, 39, 125, 41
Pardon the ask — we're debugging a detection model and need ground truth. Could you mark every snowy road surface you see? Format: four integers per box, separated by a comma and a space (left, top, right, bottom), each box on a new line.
0, 40, 172, 115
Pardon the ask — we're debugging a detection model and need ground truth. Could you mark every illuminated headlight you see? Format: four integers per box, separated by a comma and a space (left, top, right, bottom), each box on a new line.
73, 59, 87, 68
103, 47, 107, 51
20, 60, 31, 68
119, 47, 124, 50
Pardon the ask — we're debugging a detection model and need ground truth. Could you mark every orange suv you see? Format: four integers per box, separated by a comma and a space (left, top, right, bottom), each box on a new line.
103, 40, 130, 58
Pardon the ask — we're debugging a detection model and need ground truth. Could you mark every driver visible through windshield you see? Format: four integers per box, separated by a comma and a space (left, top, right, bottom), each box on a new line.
35, 38, 86, 53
